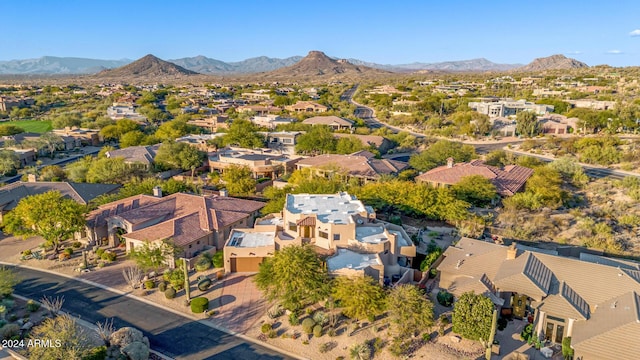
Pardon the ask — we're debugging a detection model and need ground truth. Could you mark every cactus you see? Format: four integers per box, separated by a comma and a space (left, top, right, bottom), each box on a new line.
484, 309, 498, 360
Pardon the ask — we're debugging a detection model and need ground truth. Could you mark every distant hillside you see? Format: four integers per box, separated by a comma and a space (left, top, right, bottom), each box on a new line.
95, 54, 198, 78
0, 56, 131, 74
258, 50, 390, 80
169, 55, 303, 74
347, 58, 521, 72
517, 54, 588, 71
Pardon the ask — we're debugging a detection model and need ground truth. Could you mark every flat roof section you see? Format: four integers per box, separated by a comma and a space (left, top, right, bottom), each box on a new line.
228, 230, 275, 248
287, 192, 366, 225
327, 248, 380, 271
355, 226, 388, 244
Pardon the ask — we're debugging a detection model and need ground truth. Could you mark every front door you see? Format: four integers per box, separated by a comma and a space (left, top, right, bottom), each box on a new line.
544, 316, 566, 343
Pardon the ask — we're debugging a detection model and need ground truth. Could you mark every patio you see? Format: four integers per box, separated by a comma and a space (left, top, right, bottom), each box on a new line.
493, 319, 563, 360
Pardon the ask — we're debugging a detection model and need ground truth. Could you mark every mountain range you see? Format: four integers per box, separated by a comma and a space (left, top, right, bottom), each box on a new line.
0, 53, 590, 76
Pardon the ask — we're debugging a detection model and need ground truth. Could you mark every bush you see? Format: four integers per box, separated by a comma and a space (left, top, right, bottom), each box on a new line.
58, 253, 70, 261
190, 297, 209, 313
0, 320, 6, 328
313, 324, 323, 338
83, 345, 107, 360
301, 318, 316, 334
195, 256, 212, 272
144, 280, 155, 289
0, 323, 20, 340
562, 337, 574, 359
267, 329, 277, 338
370, 337, 384, 354
64, 248, 74, 255
267, 304, 283, 319
319, 342, 334, 353
71, 241, 82, 249
22, 249, 32, 256
327, 327, 337, 337
313, 311, 328, 326
164, 287, 176, 299
165, 269, 185, 290
261, 323, 272, 333
212, 251, 224, 268
497, 317, 508, 331
95, 248, 105, 257
521, 323, 534, 342
288, 312, 300, 326
437, 290, 454, 307
26, 299, 40, 312
101, 251, 116, 262
158, 281, 167, 292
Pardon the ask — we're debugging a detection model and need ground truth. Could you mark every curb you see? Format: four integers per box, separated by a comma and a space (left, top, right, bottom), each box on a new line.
10, 294, 172, 360
1, 261, 307, 360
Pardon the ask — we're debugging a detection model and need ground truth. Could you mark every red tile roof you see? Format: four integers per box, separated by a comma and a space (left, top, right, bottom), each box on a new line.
416, 160, 533, 196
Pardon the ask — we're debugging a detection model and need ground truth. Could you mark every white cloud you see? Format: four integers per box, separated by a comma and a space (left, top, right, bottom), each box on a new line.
565, 51, 582, 55
606, 50, 623, 54
630, 29, 640, 36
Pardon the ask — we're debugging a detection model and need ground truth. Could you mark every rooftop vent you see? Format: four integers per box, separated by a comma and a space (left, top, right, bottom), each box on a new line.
611, 301, 618, 309
456, 259, 464, 269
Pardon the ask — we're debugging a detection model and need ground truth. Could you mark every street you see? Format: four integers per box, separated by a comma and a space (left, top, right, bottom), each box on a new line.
9, 265, 294, 360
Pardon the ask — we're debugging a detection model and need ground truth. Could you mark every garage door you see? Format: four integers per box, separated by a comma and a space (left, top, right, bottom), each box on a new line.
230, 257, 264, 272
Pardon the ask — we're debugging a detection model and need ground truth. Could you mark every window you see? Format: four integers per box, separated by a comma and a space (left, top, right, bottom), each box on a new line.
283, 138, 292, 144
333, 234, 340, 241
189, 245, 192, 248
319, 231, 328, 239
197, 241, 200, 245
289, 222, 297, 232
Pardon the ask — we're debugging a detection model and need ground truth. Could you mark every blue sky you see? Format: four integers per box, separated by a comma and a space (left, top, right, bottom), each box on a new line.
2, 0, 639, 66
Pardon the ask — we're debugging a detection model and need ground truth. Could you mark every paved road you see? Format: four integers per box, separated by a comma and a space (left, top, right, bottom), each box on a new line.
9, 266, 294, 360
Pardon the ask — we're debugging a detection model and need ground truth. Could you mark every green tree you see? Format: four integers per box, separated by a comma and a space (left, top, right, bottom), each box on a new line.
64, 156, 93, 182
0, 266, 18, 298
51, 112, 83, 129
0, 150, 20, 177
37, 132, 65, 159
119, 130, 147, 148
255, 245, 330, 311
221, 165, 256, 196
452, 291, 494, 341
129, 240, 178, 271
419, 244, 443, 272
2, 191, 86, 253
154, 142, 205, 176
28, 314, 91, 360
451, 175, 497, 206
39, 165, 67, 181
86, 157, 137, 184
515, 111, 539, 138
409, 140, 476, 172
332, 276, 386, 321
387, 284, 434, 338
99, 119, 140, 141
221, 119, 265, 148
335, 136, 365, 154
0, 124, 24, 136
295, 126, 337, 154
155, 119, 196, 141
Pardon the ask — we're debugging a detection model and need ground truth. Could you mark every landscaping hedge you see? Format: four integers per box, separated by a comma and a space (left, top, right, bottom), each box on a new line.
437, 290, 454, 307
190, 297, 209, 313
144, 280, 155, 289
195, 256, 212, 272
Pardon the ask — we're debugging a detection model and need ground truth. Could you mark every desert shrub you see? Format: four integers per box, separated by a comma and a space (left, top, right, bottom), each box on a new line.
164, 287, 176, 299
301, 318, 316, 334
497, 317, 508, 331
26, 299, 40, 312
58, 253, 70, 261
313, 324, 323, 337
319, 342, 332, 353
190, 297, 209, 313
144, 280, 155, 289
212, 251, 224, 268
268, 304, 283, 319
327, 327, 337, 337
0, 323, 20, 340
369, 337, 384, 354
64, 248, 74, 255
289, 312, 300, 326
437, 290, 454, 307
83, 345, 107, 360
101, 251, 116, 262
71, 241, 82, 249
22, 249, 32, 256
195, 256, 212, 272
0, 299, 14, 310
261, 323, 273, 334
521, 323, 534, 342
95, 248, 105, 257
158, 281, 167, 292
267, 329, 277, 338
313, 311, 328, 326
165, 269, 185, 290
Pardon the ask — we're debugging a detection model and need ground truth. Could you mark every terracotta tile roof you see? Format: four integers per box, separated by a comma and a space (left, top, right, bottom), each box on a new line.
297, 154, 408, 179
124, 212, 210, 246
86, 194, 160, 228
416, 160, 533, 196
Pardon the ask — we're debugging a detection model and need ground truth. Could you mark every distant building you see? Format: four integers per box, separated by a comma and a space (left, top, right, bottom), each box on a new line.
264, 131, 303, 155
0, 96, 34, 112
285, 101, 328, 113
567, 99, 615, 110
250, 114, 295, 129
416, 158, 533, 196
302, 116, 354, 131
296, 151, 408, 183
105, 144, 161, 168
333, 133, 394, 154
469, 99, 553, 117
106, 105, 147, 122
208, 147, 301, 179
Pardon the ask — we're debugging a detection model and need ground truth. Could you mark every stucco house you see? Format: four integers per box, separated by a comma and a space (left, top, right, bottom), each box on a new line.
295, 151, 408, 183
437, 237, 640, 359
302, 116, 354, 130
223, 192, 416, 283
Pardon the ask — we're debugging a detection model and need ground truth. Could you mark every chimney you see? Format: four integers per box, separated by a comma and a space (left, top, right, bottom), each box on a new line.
219, 189, 228, 197
152, 186, 163, 198
27, 174, 37, 182
507, 242, 517, 260
447, 157, 454, 168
